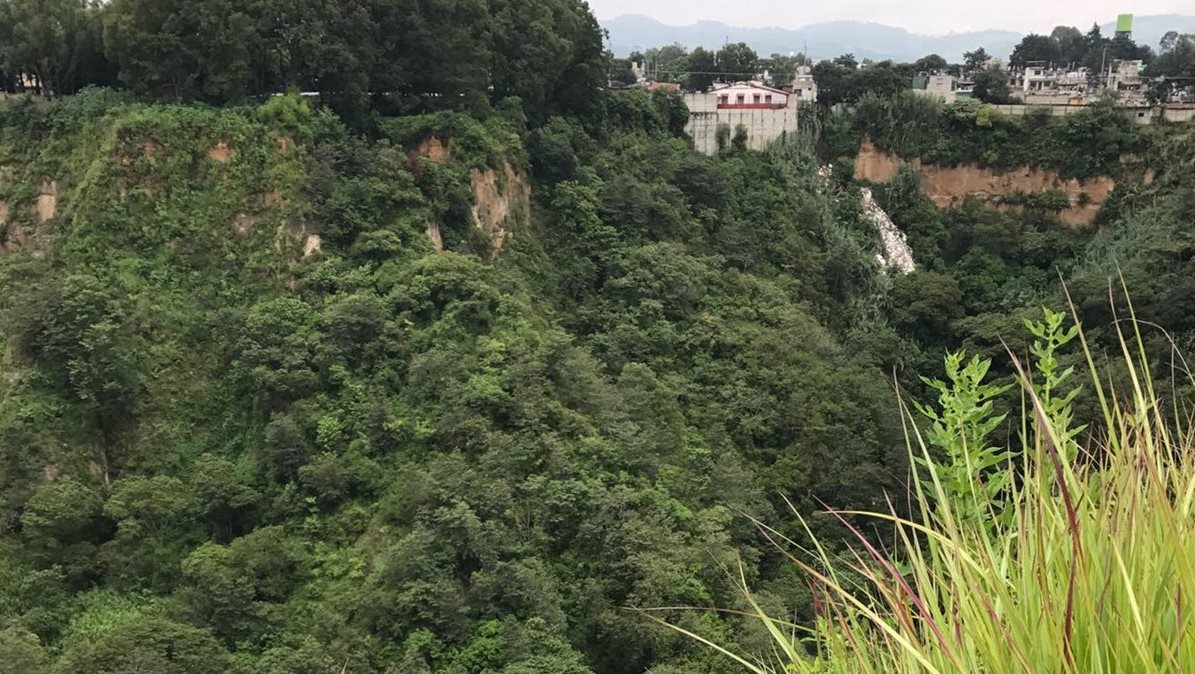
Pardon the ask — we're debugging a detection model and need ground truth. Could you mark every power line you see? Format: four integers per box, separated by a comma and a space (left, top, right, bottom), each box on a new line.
644, 70, 775, 77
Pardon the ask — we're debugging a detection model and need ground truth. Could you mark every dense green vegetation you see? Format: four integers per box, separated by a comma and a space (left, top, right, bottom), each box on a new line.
0, 87, 915, 673
2, 3, 1195, 673
694, 306, 1195, 674
1147, 32, 1195, 103
833, 92, 1142, 178
0, 0, 604, 125
1009, 24, 1153, 70
612, 43, 810, 92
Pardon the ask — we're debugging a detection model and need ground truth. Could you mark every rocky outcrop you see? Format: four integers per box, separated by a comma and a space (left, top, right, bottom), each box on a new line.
469, 162, 529, 254
425, 223, 444, 252
413, 137, 530, 255
1, 180, 57, 252
36, 180, 57, 223
854, 138, 1116, 227
0, 200, 15, 250
303, 233, 321, 257
207, 141, 233, 163
416, 137, 451, 164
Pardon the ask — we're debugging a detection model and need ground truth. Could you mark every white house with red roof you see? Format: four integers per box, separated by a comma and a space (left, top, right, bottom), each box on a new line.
683, 81, 803, 155
710, 81, 791, 109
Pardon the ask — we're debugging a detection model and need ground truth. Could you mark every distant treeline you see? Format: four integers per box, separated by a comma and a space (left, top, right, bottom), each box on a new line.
0, 0, 606, 123
624, 23, 1195, 106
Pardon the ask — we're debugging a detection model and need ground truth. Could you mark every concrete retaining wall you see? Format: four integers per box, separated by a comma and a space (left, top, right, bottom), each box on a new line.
683, 92, 800, 154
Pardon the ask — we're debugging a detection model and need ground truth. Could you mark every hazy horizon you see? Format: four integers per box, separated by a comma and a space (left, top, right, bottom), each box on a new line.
589, 1, 1192, 35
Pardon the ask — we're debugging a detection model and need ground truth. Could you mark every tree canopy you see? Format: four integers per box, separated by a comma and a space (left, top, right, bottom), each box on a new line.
812, 58, 909, 107
0, 0, 606, 123
1146, 32, 1195, 103
913, 54, 949, 73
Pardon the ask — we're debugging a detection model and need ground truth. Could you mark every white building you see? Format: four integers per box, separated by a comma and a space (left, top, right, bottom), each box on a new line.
791, 66, 818, 103
1107, 60, 1146, 103
1012, 63, 1090, 104
912, 74, 981, 104
683, 81, 800, 155
1022, 63, 1056, 94
915, 74, 959, 102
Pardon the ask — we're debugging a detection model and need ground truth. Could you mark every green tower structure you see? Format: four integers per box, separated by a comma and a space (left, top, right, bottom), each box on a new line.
1115, 13, 1133, 39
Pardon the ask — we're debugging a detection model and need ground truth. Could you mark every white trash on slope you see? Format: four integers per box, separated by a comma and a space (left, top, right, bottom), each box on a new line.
860, 187, 915, 275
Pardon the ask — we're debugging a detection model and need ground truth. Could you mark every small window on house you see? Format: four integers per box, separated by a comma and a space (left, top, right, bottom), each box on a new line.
753, 93, 762, 103
765, 94, 773, 103
736, 94, 745, 104
719, 95, 728, 105
795, 90, 802, 97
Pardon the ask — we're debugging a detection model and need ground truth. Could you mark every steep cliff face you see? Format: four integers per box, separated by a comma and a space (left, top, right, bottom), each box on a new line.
854, 138, 1116, 227
469, 161, 529, 254
36, 180, 57, 223
414, 137, 530, 255
0, 180, 57, 252
0, 108, 319, 282
1, 105, 530, 265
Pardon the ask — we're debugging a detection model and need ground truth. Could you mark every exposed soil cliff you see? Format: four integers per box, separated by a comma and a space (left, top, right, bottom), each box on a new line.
36, 180, 57, 222
414, 137, 530, 254
1, 180, 57, 251
854, 139, 1115, 227
469, 161, 529, 254
0, 199, 11, 250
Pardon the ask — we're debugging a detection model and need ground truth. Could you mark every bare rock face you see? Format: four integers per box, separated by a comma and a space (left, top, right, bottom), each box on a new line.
413, 136, 531, 255
36, 180, 57, 223
207, 142, 234, 163
854, 138, 1116, 227
416, 137, 451, 164
0, 181, 57, 252
303, 233, 322, 257
425, 222, 444, 252
0, 200, 17, 251
469, 162, 530, 255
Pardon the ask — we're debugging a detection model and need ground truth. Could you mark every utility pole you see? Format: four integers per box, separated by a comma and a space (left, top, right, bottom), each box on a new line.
1101, 46, 1108, 93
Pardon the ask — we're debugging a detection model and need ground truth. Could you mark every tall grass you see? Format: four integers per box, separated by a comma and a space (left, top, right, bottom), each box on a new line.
663, 290, 1195, 674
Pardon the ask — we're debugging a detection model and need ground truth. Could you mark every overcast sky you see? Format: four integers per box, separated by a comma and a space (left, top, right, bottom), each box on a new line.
588, 1, 1191, 34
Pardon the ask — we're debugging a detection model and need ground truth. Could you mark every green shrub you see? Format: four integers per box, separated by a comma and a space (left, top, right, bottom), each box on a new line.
672, 297, 1195, 674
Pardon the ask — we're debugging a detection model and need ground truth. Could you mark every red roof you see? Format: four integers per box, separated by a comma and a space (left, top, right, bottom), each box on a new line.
712, 81, 790, 96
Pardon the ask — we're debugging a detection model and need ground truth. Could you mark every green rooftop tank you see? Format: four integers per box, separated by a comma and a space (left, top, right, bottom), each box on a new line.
1116, 14, 1133, 36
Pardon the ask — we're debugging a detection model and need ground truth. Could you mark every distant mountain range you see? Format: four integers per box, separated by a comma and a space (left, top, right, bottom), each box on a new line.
603, 14, 1195, 63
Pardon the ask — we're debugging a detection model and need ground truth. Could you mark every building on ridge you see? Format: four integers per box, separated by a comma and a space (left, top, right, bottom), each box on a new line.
791, 66, 818, 103
683, 80, 801, 155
